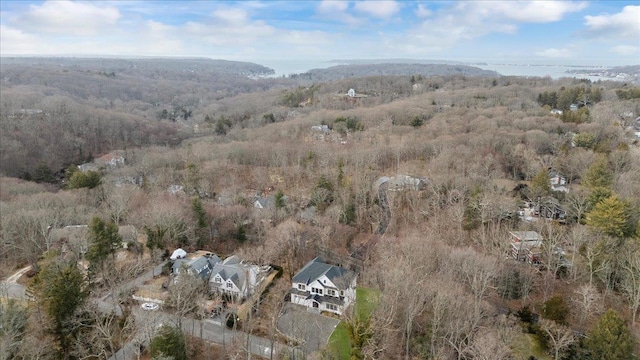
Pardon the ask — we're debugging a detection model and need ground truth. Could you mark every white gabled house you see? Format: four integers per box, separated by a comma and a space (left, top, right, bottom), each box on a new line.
209, 255, 264, 302
290, 257, 357, 316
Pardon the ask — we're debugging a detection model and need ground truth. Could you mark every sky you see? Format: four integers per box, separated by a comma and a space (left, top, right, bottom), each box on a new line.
1, 0, 638, 67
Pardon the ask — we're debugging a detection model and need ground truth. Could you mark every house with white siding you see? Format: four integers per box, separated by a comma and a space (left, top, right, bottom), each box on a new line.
209, 255, 265, 302
290, 257, 356, 316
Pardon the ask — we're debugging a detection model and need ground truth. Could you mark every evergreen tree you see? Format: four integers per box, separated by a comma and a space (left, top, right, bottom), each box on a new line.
586, 195, 631, 238
150, 325, 187, 360
585, 309, 634, 360
583, 156, 612, 189
530, 168, 551, 200
274, 190, 286, 210
35, 261, 88, 356
87, 217, 122, 271
191, 196, 207, 228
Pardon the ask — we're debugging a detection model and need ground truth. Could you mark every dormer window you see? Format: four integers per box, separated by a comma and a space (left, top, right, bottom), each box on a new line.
297, 284, 306, 291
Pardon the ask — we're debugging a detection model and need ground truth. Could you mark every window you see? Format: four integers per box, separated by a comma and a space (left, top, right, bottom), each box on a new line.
340, 290, 344, 296
297, 284, 306, 291
227, 282, 233, 289
327, 289, 336, 296
311, 287, 323, 295
326, 304, 338, 311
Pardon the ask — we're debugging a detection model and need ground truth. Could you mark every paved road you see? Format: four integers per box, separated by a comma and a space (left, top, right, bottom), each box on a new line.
3, 262, 298, 359
276, 303, 340, 354
110, 308, 295, 360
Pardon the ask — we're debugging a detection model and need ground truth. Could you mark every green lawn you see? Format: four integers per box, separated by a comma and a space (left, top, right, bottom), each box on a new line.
328, 286, 380, 360
510, 332, 552, 360
329, 321, 351, 360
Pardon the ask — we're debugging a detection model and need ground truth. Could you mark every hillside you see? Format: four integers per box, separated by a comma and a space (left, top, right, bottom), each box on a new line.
289, 63, 499, 81
1, 58, 639, 360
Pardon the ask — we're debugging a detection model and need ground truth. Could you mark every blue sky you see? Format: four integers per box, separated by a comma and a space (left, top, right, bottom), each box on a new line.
1, 1, 638, 66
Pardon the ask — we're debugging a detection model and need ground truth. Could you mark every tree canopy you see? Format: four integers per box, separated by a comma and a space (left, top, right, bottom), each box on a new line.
586, 195, 631, 238
149, 325, 187, 360
585, 309, 634, 360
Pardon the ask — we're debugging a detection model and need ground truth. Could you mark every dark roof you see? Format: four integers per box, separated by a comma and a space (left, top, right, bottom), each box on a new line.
292, 257, 356, 289
173, 254, 221, 280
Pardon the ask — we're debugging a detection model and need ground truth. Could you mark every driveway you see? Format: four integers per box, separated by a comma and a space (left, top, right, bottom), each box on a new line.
0, 266, 31, 301
276, 303, 341, 354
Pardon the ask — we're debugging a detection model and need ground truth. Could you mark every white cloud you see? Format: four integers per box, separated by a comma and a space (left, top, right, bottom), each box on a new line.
401, 1, 586, 54
317, 0, 348, 13
584, 5, 640, 40
17, 0, 120, 36
610, 45, 639, 56
353, 1, 400, 19
213, 8, 249, 23
475, 1, 587, 23
0, 25, 39, 54
535, 48, 572, 58
416, 4, 432, 18
315, 0, 360, 25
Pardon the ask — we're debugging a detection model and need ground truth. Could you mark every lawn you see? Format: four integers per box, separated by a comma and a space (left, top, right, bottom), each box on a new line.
328, 286, 380, 360
510, 332, 552, 360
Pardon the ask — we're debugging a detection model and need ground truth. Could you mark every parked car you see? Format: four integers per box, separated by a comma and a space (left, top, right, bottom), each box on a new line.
141, 302, 159, 311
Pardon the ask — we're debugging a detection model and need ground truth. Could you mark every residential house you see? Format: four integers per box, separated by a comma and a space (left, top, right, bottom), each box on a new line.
96, 152, 125, 169
253, 196, 275, 210
535, 197, 567, 221
510, 231, 543, 262
253, 193, 287, 210
290, 257, 357, 316
172, 252, 221, 281
549, 171, 569, 193
209, 255, 265, 302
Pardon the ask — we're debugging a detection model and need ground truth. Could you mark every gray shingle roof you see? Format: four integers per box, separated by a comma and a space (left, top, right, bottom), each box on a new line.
172, 254, 221, 280
292, 257, 356, 289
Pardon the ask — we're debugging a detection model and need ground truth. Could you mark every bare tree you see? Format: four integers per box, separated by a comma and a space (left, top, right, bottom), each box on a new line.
619, 245, 640, 324
463, 328, 511, 360
166, 272, 206, 329
572, 284, 601, 331
539, 319, 575, 360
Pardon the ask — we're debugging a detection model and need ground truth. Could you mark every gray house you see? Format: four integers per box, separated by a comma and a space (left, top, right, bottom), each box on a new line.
173, 253, 221, 281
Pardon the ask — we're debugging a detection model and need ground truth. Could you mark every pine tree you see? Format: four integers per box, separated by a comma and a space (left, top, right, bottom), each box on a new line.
585, 309, 634, 360
35, 261, 88, 356
87, 217, 122, 271
530, 168, 551, 200
586, 195, 630, 237
583, 156, 612, 189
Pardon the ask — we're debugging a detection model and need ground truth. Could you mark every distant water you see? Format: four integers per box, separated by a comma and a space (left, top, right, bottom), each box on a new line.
257, 59, 614, 81
258, 59, 337, 77
473, 63, 608, 81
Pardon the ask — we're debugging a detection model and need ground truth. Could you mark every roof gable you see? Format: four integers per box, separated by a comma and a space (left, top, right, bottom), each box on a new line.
292, 257, 356, 289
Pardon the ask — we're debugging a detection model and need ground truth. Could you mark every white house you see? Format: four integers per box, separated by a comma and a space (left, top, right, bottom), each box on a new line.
290, 257, 357, 316
549, 171, 569, 193
209, 255, 264, 302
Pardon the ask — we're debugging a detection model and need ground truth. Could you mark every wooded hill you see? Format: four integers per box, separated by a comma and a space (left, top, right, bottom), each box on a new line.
1, 57, 639, 360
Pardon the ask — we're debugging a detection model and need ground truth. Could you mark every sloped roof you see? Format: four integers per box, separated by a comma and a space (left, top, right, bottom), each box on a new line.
292, 257, 356, 289
210, 256, 258, 290
510, 231, 543, 242
173, 254, 222, 280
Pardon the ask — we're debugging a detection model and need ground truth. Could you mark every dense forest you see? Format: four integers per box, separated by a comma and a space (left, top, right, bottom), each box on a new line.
1, 57, 639, 360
